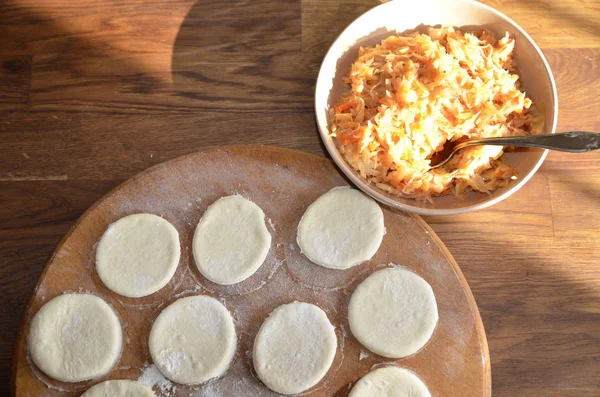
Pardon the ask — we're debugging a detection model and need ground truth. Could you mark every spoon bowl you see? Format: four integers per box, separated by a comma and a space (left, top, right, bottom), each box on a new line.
429, 132, 600, 170
315, 0, 558, 215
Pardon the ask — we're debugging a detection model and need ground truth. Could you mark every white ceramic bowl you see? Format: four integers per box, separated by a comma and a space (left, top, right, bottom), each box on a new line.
315, 0, 558, 215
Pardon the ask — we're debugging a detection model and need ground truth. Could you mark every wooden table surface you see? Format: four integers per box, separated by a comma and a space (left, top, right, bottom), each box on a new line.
0, 0, 598, 396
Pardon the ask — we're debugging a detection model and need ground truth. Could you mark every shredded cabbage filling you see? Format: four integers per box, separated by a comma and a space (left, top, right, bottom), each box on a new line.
329, 26, 540, 201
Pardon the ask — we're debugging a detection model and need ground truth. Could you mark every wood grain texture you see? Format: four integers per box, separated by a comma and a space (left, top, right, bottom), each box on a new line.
0, 0, 598, 396
13, 146, 490, 397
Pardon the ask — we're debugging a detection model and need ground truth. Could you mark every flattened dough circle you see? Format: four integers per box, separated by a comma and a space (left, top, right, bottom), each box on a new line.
28, 294, 122, 382
149, 295, 237, 385
348, 267, 438, 358
193, 196, 271, 285
96, 213, 180, 298
253, 302, 337, 395
297, 187, 384, 269
82, 380, 156, 397
349, 366, 431, 397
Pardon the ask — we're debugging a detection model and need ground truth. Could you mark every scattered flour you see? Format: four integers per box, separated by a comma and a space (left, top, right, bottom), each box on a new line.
138, 363, 177, 397
267, 218, 276, 232
23, 149, 483, 396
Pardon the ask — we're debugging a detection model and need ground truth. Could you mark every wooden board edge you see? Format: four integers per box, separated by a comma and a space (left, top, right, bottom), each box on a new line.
9, 145, 327, 395
11, 145, 491, 396
409, 213, 492, 397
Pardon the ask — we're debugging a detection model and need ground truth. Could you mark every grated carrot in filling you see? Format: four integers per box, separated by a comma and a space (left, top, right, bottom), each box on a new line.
329, 26, 541, 201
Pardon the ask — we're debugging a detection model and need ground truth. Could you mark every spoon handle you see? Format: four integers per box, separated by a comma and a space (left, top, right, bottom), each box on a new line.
463, 132, 600, 152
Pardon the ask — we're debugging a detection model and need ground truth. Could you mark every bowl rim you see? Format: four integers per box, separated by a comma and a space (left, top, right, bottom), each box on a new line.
314, 0, 559, 216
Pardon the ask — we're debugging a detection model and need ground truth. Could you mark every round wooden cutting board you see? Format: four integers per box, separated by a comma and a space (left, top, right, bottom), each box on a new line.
13, 146, 491, 397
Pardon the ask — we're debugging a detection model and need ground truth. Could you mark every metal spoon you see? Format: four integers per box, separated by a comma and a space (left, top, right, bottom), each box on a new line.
429, 132, 600, 169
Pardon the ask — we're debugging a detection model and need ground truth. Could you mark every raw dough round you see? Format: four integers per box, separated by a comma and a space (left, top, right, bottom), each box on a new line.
149, 295, 237, 385
193, 195, 271, 285
297, 187, 384, 269
348, 267, 438, 358
253, 302, 337, 395
349, 366, 431, 397
82, 380, 156, 397
96, 213, 180, 298
28, 294, 122, 382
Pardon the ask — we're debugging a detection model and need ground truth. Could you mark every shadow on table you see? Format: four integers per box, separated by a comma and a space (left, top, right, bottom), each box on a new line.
3, 0, 599, 395
457, 237, 599, 395
169, 0, 378, 156
543, 165, 600, 203
526, 0, 600, 38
